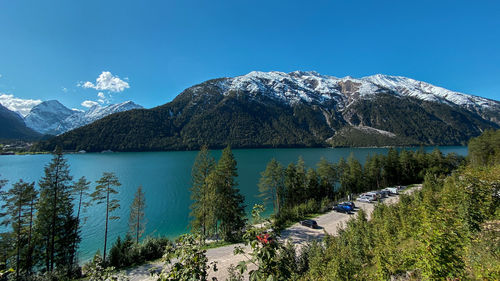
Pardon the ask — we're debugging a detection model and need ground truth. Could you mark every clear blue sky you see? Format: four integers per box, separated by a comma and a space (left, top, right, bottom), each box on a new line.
0, 0, 499, 113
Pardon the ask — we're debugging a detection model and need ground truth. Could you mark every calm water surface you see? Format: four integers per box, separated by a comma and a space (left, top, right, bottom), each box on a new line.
0, 146, 467, 261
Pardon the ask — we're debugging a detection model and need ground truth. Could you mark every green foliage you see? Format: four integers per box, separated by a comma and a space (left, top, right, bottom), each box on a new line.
189, 146, 216, 240
34, 147, 80, 273
301, 165, 499, 280
108, 235, 170, 269
207, 146, 246, 242
0, 179, 37, 277
154, 234, 217, 281
234, 205, 299, 281
468, 129, 500, 167
82, 252, 129, 281
258, 158, 285, 215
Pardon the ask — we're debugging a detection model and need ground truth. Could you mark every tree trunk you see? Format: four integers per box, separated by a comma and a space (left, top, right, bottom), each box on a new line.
103, 184, 110, 263
27, 196, 35, 274
136, 208, 140, 244
50, 163, 60, 271
16, 196, 21, 279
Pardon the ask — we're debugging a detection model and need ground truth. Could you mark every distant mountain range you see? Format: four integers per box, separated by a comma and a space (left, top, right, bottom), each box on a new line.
0, 100, 143, 140
36, 71, 500, 152
24, 100, 143, 135
0, 103, 41, 140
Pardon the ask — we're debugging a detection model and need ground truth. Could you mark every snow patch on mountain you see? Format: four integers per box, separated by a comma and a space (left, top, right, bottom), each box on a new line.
24, 100, 76, 134
213, 71, 498, 112
361, 74, 495, 108
25, 100, 142, 135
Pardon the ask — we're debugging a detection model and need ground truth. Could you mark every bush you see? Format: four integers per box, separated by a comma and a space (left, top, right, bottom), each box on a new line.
108, 235, 170, 269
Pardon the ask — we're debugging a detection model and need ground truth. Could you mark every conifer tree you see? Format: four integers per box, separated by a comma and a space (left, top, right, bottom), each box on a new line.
189, 146, 215, 241
129, 186, 146, 244
35, 147, 78, 272
91, 172, 121, 263
73, 176, 91, 226
316, 157, 337, 199
258, 158, 284, 215
0, 180, 37, 278
71, 176, 91, 265
209, 146, 246, 241
283, 163, 298, 207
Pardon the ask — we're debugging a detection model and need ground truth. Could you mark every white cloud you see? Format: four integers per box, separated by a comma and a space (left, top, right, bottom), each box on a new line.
0, 93, 42, 116
81, 100, 100, 108
97, 92, 111, 104
80, 71, 130, 92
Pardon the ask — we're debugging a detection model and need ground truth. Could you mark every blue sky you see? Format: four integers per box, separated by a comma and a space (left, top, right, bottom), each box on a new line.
0, 0, 499, 114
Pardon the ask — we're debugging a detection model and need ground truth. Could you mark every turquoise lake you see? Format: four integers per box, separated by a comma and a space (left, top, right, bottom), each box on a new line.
0, 146, 467, 262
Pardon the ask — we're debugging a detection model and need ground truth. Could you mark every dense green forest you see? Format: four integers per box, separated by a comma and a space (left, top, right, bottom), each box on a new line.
1, 130, 498, 280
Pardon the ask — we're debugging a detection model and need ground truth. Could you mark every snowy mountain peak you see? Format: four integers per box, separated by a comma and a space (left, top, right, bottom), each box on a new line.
24, 100, 143, 135
213, 71, 498, 112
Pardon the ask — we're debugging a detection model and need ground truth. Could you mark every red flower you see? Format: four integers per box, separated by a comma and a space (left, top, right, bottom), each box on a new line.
257, 233, 271, 244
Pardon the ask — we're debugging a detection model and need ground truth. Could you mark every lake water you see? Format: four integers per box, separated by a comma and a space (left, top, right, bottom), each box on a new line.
0, 146, 467, 262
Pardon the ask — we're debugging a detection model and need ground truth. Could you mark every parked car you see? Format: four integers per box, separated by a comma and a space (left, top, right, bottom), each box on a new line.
357, 197, 372, 203
357, 194, 377, 202
384, 187, 399, 195
377, 190, 390, 198
300, 219, 319, 229
333, 204, 352, 213
341, 201, 356, 209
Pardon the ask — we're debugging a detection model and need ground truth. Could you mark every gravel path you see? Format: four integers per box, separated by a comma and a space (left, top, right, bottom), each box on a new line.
127, 186, 420, 281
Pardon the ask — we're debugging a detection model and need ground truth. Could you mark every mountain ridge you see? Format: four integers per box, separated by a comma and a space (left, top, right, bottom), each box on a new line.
24, 100, 143, 135
36, 71, 500, 152
0, 104, 41, 140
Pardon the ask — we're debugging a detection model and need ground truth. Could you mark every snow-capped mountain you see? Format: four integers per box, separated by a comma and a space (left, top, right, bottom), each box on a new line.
37, 71, 500, 152
215, 71, 498, 115
24, 100, 143, 135
24, 100, 77, 135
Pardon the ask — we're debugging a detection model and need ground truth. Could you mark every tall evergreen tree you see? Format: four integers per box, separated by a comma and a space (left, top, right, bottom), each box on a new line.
73, 176, 91, 226
129, 186, 146, 244
91, 172, 121, 263
189, 146, 215, 241
316, 157, 337, 199
0, 180, 37, 278
209, 146, 246, 241
258, 158, 285, 215
34, 147, 78, 272
284, 163, 298, 207
71, 176, 91, 265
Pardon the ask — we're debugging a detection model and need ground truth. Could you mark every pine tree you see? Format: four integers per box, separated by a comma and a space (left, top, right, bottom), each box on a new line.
73, 176, 91, 226
189, 146, 215, 241
129, 186, 146, 244
283, 163, 298, 207
71, 176, 91, 265
258, 158, 285, 215
34, 147, 78, 272
0, 180, 37, 278
210, 146, 246, 241
91, 172, 121, 263
316, 157, 337, 199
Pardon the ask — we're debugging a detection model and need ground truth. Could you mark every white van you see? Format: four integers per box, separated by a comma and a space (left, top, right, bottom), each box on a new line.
384, 187, 398, 195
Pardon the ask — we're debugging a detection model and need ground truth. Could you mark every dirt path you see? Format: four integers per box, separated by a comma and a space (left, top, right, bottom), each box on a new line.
127, 186, 420, 281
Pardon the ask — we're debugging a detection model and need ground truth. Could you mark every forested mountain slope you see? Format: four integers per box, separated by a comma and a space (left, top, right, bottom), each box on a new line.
36, 71, 500, 152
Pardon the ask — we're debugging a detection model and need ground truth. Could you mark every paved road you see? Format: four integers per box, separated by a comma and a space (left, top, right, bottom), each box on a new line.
127, 186, 419, 280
